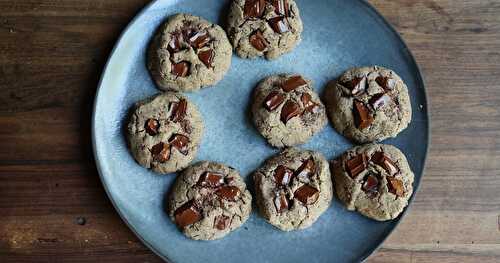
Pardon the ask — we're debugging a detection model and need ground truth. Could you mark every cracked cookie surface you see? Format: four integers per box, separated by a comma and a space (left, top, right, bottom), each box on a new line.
252, 74, 327, 148
148, 13, 232, 92
127, 92, 203, 174
332, 144, 414, 221
168, 161, 252, 240
227, 0, 303, 59
324, 66, 412, 143
253, 148, 332, 231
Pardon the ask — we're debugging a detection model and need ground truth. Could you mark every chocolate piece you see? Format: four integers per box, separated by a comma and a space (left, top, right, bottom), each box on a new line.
371, 152, 399, 176
346, 154, 367, 178
215, 186, 240, 201
343, 77, 366, 96
354, 100, 374, 130
174, 200, 201, 228
144, 118, 160, 136
282, 76, 307, 92
197, 171, 225, 188
188, 31, 210, 49
294, 185, 319, 205
362, 174, 379, 194
169, 134, 189, 155
214, 215, 230, 230
249, 30, 267, 51
387, 177, 404, 197
272, 0, 289, 16
263, 91, 285, 111
295, 158, 315, 178
274, 192, 289, 213
300, 93, 318, 113
169, 99, 187, 123
370, 93, 391, 110
274, 165, 293, 186
167, 33, 182, 53
171, 61, 190, 77
268, 16, 289, 34
244, 0, 265, 18
225, 177, 234, 184
376, 76, 396, 91
198, 49, 214, 68
280, 100, 301, 124
151, 142, 170, 163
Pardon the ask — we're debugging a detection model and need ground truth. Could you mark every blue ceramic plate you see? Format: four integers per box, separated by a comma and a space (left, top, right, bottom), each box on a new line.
92, 0, 429, 262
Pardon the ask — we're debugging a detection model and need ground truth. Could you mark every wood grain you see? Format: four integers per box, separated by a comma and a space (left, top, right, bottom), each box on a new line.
0, 0, 499, 262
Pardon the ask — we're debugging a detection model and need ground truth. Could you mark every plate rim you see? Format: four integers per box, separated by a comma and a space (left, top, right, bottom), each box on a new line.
91, 0, 430, 262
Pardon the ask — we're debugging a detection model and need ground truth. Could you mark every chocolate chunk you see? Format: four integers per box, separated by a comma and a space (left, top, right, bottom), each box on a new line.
282, 76, 307, 92
272, 0, 289, 16
151, 142, 170, 163
376, 76, 396, 91
268, 16, 289, 34
295, 158, 315, 178
387, 177, 404, 197
370, 93, 391, 110
197, 171, 225, 188
169, 99, 187, 123
371, 152, 399, 176
214, 215, 230, 230
144, 118, 160, 136
244, 0, 265, 18
168, 134, 189, 155
198, 49, 214, 68
174, 200, 201, 228
171, 61, 190, 77
188, 31, 210, 49
362, 174, 379, 194
294, 185, 319, 205
274, 165, 293, 186
215, 186, 240, 201
167, 33, 182, 53
274, 192, 289, 213
263, 91, 285, 111
249, 30, 267, 51
354, 100, 374, 130
300, 93, 319, 113
342, 77, 366, 96
346, 153, 367, 178
280, 100, 301, 124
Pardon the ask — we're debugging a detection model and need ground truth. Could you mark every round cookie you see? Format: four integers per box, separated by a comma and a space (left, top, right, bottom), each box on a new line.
168, 161, 252, 240
324, 66, 412, 143
252, 74, 327, 148
332, 144, 414, 221
127, 92, 203, 174
227, 0, 303, 59
253, 148, 333, 231
148, 13, 232, 92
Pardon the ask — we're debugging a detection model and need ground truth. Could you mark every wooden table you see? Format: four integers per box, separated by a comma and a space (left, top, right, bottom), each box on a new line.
1, 0, 499, 262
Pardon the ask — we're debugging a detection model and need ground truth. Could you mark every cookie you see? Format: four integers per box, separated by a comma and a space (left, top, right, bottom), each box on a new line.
253, 148, 333, 231
168, 161, 252, 240
252, 74, 327, 148
127, 92, 203, 174
148, 13, 232, 92
332, 144, 414, 221
227, 0, 303, 59
324, 66, 412, 143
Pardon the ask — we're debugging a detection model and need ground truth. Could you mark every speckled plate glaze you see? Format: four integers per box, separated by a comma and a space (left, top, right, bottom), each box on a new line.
92, 0, 429, 262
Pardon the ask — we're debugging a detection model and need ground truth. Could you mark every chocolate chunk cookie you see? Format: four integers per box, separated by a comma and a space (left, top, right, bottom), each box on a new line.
332, 144, 414, 221
168, 162, 252, 240
252, 74, 327, 148
324, 66, 412, 143
253, 148, 333, 231
148, 13, 232, 92
127, 92, 203, 174
227, 0, 303, 59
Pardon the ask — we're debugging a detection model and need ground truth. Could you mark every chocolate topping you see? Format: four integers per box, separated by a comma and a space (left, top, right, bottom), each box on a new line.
167, 33, 182, 53
274, 192, 289, 213
280, 100, 301, 124
371, 152, 399, 176
197, 171, 225, 188
169, 134, 189, 155
244, 0, 265, 18
171, 61, 190, 77
343, 77, 366, 96
300, 93, 318, 113
272, 0, 289, 16
188, 31, 210, 49
268, 16, 289, 34
282, 76, 307, 92
170, 99, 187, 123
151, 142, 170, 163
214, 215, 230, 230
354, 100, 374, 130
376, 76, 396, 91
370, 93, 391, 110
387, 177, 404, 197
263, 91, 285, 111
249, 30, 267, 51
362, 174, 379, 194
295, 158, 315, 178
198, 49, 214, 68
294, 185, 319, 205
215, 186, 240, 201
274, 165, 293, 186
346, 153, 367, 178
174, 200, 201, 228
144, 118, 160, 136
